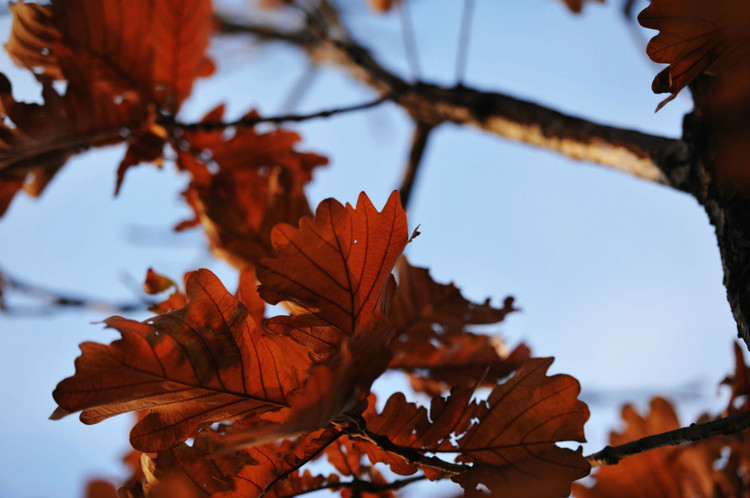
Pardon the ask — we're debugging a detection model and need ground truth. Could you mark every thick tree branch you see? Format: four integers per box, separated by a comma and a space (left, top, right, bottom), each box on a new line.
586, 407, 750, 467
215, 15, 690, 190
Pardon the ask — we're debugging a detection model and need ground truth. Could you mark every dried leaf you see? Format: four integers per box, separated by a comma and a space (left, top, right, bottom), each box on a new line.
389, 258, 526, 392
559, 0, 604, 13
638, 0, 750, 106
51, 269, 310, 452
258, 191, 408, 355
0, 71, 147, 211
85, 480, 118, 498
6, 0, 213, 112
362, 358, 590, 497
176, 107, 327, 269
132, 429, 339, 498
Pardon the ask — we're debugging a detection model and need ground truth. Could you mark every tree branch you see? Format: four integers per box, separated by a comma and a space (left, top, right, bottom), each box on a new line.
214, 14, 690, 190
344, 418, 465, 476
170, 96, 390, 131
0, 268, 154, 315
586, 407, 750, 467
399, 121, 434, 209
290, 475, 426, 497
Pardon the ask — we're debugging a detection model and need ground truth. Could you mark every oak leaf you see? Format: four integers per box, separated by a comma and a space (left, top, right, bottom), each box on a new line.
389, 257, 527, 393
258, 191, 409, 355
125, 429, 340, 498
560, 0, 604, 13
1, 0, 215, 209
361, 358, 590, 497
0, 71, 147, 215
176, 106, 327, 269
638, 0, 750, 109
51, 269, 311, 452
6, 0, 214, 112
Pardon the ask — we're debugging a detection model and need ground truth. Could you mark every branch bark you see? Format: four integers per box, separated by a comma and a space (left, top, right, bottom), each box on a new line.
586, 407, 750, 467
215, 14, 690, 190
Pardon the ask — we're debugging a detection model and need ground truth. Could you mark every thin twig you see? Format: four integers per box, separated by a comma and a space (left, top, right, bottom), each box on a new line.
171, 96, 390, 131
399, 120, 434, 209
455, 0, 475, 85
278, 63, 319, 114
398, 0, 421, 80
0, 268, 155, 315
586, 408, 750, 467
345, 418, 465, 476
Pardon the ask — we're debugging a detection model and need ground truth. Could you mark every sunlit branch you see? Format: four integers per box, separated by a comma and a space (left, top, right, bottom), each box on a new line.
170, 95, 390, 132
586, 408, 750, 467
214, 13, 690, 191
399, 121, 434, 210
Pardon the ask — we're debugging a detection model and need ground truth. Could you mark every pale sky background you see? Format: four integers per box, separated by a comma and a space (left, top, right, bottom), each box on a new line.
0, 0, 741, 497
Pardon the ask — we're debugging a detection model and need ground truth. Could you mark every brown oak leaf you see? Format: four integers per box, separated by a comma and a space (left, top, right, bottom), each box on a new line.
51, 269, 311, 452
0, 71, 147, 215
389, 257, 526, 393
361, 358, 590, 497
123, 428, 340, 498
638, 0, 750, 108
258, 191, 408, 356
176, 106, 327, 269
6, 0, 214, 112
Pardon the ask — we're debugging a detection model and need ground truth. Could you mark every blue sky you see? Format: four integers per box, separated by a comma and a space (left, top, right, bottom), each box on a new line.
0, 1, 740, 496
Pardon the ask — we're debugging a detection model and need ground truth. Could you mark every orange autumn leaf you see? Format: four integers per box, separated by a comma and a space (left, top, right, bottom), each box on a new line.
127, 429, 340, 498
389, 257, 527, 393
51, 269, 311, 452
176, 106, 327, 269
85, 480, 118, 498
368, 0, 400, 13
258, 191, 409, 356
0, 0, 214, 208
361, 358, 590, 497
143, 269, 177, 295
559, 0, 604, 13
638, 0, 750, 109
5, 0, 214, 113
0, 71, 147, 215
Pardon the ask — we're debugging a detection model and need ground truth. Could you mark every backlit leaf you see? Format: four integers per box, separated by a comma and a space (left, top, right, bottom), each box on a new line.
6, 0, 214, 112
389, 257, 526, 393
361, 358, 590, 497
176, 107, 327, 269
51, 269, 310, 452
258, 191, 408, 354
638, 0, 750, 108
